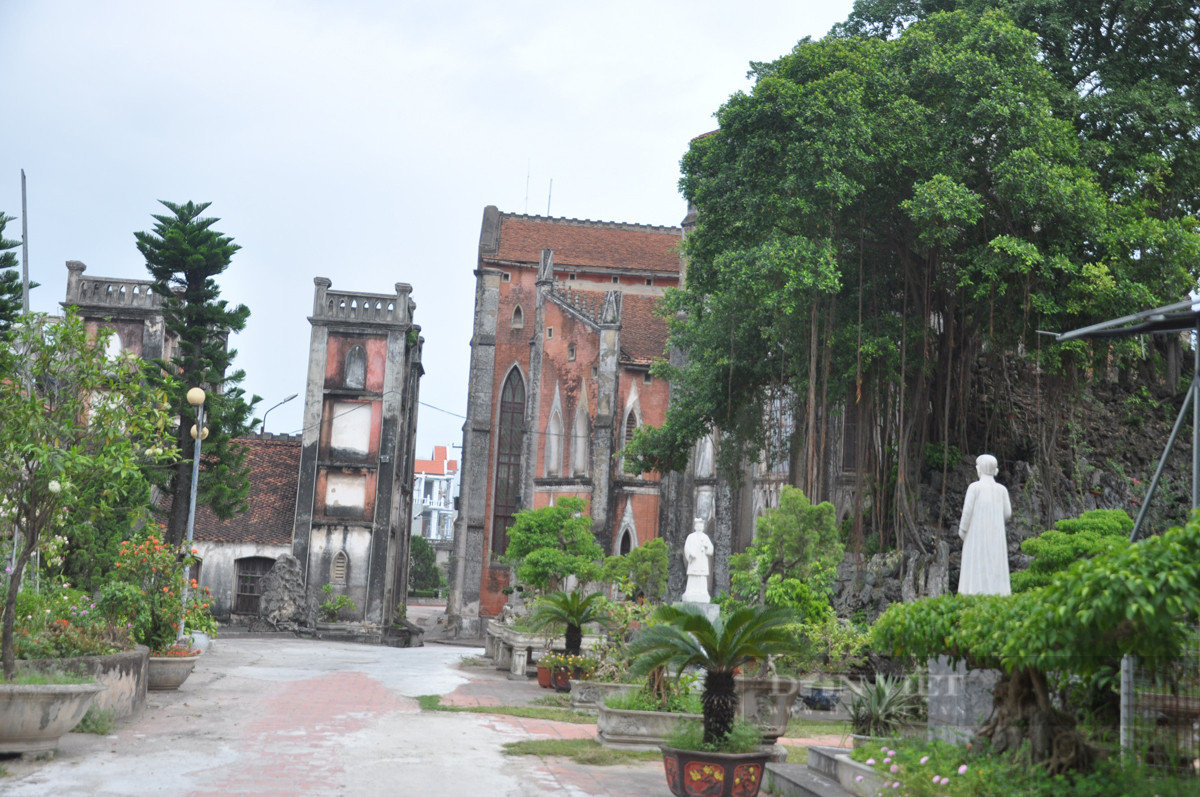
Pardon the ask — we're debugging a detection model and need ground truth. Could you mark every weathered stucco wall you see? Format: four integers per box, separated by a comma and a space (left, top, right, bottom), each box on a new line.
193, 541, 290, 619
306, 525, 373, 621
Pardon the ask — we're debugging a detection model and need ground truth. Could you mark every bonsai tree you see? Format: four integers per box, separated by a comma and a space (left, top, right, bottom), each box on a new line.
503, 497, 603, 591
626, 604, 795, 746
603, 537, 669, 602
872, 516, 1200, 773
0, 312, 176, 678
528, 590, 610, 655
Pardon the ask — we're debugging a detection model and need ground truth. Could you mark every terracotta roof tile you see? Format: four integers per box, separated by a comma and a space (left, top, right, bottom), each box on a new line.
489, 215, 682, 273
620, 294, 670, 364
192, 437, 301, 545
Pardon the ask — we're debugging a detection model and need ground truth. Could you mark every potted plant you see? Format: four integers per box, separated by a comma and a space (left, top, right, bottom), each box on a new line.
627, 604, 795, 797
539, 651, 597, 692
0, 314, 176, 749
527, 590, 610, 657
846, 674, 923, 748
103, 528, 216, 691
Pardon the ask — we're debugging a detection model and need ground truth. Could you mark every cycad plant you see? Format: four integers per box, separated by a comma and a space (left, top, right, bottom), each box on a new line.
626, 604, 795, 746
528, 590, 610, 654
847, 675, 922, 738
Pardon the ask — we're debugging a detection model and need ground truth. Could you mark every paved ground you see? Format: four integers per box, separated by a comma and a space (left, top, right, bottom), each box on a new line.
0, 637, 670, 797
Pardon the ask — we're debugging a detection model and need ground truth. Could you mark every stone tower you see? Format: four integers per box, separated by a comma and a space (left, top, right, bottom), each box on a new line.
291, 278, 423, 626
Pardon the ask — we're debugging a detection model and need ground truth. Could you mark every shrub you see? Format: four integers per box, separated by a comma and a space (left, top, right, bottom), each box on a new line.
602, 538, 669, 603
1013, 509, 1132, 592
847, 675, 922, 737
503, 498, 602, 590
319, 584, 356, 621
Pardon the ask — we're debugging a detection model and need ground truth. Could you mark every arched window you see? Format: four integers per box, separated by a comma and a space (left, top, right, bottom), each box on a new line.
623, 409, 639, 449
330, 551, 349, 584
345, 345, 367, 390
619, 528, 634, 556
545, 411, 563, 477
571, 405, 589, 476
493, 369, 525, 555
511, 305, 524, 329
104, 332, 123, 360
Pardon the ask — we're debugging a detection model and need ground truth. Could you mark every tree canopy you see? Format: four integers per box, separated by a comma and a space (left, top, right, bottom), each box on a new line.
627, 7, 1200, 556
135, 201, 261, 546
0, 213, 22, 336
603, 537, 669, 602
503, 497, 603, 591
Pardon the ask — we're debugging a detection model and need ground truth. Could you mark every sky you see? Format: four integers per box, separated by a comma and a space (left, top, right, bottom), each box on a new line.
1, 0, 855, 456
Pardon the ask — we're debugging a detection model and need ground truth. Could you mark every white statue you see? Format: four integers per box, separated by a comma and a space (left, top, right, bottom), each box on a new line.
681, 518, 714, 603
958, 454, 1013, 596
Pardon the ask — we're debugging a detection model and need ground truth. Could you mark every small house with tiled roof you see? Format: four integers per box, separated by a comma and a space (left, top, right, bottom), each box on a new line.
451, 207, 683, 622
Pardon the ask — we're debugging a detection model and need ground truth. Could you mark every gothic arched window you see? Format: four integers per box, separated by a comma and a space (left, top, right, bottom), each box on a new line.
545, 411, 563, 477
571, 405, 589, 476
511, 305, 524, 329
345, 345, 367, 390
493, 369, 525, 555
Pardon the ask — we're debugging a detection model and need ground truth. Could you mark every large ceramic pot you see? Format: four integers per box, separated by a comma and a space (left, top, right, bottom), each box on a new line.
0, 683, 106, 754
735, 675, 800, 743
148, 654, 200, 691
660, 745, 771, 797
537, 666, 552, 689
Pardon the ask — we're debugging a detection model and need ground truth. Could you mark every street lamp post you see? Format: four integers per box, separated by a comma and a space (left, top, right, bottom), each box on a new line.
179, 387, 207, 644
260, 393, 298, 437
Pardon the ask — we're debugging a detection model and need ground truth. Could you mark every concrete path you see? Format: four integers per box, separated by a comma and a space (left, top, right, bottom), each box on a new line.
0, 638, 669, 797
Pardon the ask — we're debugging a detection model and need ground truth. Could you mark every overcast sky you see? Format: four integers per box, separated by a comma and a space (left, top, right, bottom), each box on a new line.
1, 0, 854, 456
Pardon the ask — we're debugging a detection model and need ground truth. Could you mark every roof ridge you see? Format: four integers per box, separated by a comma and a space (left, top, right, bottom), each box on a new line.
499, 212, 681, 235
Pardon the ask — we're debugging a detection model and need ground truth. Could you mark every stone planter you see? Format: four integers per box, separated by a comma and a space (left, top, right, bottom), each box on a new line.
735, 675, 800, 743
147, 654, 200, 691
16, 646, 148, 720
0, 683, 106, 754
569, 680, 636, 712
485, 620, 602, 680
596, 703, 702, 751
660, 745, 771, 797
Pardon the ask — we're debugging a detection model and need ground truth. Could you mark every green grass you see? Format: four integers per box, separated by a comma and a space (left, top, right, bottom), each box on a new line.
530, 693, 572, 708
785, 745, 808, 765
417, 694, 596, 724
502, 738, 662, 765
7, 670, 94, 685
784, 717, 851, 740
74, 705, 116, 735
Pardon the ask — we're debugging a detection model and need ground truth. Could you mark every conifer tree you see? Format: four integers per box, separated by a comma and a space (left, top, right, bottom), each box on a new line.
135, 201, 261, 546
0, 213, 22, 335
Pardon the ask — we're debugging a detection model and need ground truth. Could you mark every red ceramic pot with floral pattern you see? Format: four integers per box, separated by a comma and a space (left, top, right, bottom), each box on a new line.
659, 745, 771, 797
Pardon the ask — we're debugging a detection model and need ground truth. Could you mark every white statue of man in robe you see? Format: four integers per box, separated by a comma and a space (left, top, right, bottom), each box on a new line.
681, 518, 714, 603
958, 454, 1013, 596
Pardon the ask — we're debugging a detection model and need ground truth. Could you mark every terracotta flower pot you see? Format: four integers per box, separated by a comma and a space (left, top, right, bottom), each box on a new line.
660, 745, 771, 797
537, 666, 552, 689
552, 667, 574, 692
148, 654, 200, 691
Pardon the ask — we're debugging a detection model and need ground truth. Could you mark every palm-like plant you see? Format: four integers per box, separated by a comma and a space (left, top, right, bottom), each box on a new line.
847, 675, 922, 738
626, 604, 796, 746
528, 590, 610, 654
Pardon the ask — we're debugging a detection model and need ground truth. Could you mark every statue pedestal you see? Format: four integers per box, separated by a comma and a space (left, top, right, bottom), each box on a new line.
927, 656, 1000, 745
676, 601, 719, 623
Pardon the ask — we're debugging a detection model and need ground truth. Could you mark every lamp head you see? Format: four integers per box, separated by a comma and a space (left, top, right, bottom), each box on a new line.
186, 387, 207, 406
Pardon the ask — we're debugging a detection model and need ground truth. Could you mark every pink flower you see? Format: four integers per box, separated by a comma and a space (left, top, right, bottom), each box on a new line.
932, 775, 940, 783
892, 782, 900, 789
855, 776, 863, 783
940, 777, 951, 785
920, 756, 930, 764
958, 765, 968, 775
866, 759, 876, 766
890, 764, 899, 773
884, 757, 892, 764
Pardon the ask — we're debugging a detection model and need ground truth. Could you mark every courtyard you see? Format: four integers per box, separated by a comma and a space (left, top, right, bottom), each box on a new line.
0, 637, 675, 797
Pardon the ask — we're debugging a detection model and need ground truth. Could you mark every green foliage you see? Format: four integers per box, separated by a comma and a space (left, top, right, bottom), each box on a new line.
408, 535, 441, 592
74, 705, 116, 735
731, 487, 841, 618
5, 669, 93, 685
1013, 509, 1132, 593
923, 442, 961, 472
501, 738, 662, 765
319, 583, 357, 622
847, 675, 922, 737
503, 497, 603, 590
0, 212, 23, 336
0, 312, 177, 677
528, 590, 610, 654
665, 718, 763, 754
605, 687, 702, 715
602, 537, 668, 602
135, 200, 261, 546
102, 527, 214, 654
846, 737, 1195, 797
11, 585, 131, 660
872, 517, 1200, 675
417, 694, 597, 724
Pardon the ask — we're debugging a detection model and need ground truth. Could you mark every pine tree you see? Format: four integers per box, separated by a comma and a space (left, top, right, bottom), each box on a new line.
135, 201, 261, 546
0, 213, 22, 335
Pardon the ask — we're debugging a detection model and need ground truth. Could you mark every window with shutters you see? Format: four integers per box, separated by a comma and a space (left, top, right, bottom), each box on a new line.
493, 369, 525, 555
330, 551, 349, 584
234, 557, 276, 615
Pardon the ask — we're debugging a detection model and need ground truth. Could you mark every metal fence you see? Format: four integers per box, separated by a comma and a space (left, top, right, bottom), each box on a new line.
1122, 630, 1200, 776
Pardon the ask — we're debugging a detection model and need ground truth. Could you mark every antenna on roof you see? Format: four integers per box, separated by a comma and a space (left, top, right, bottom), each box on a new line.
524, 159, 530, 214
547, 178, 553, 217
